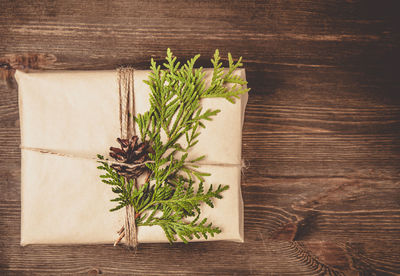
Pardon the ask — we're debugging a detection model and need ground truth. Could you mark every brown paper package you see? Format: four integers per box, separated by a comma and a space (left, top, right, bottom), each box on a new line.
16, 69, 248, 245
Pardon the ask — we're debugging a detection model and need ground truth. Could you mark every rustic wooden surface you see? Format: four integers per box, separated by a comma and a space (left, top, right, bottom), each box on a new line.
1, 0, 400, 275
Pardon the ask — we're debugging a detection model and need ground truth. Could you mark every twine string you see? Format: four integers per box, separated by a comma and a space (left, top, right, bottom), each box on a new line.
117, 67, 138, 247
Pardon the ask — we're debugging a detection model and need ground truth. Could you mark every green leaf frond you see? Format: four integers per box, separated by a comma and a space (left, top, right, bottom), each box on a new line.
201, 49, 250, 103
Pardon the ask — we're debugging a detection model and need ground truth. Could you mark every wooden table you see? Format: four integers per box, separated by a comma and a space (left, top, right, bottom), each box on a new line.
1, 1, 399, 275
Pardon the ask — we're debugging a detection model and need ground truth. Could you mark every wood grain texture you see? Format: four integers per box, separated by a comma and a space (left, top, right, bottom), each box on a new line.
1, 0, 399, 275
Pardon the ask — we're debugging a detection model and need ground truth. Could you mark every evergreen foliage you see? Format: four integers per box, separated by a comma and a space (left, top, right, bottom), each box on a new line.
98, 49, 249, 243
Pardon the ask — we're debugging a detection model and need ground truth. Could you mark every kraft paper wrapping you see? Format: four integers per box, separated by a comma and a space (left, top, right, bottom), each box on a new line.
16, 68, 248, 245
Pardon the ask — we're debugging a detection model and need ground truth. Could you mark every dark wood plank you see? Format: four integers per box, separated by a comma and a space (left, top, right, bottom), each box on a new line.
1, 0, 400, 275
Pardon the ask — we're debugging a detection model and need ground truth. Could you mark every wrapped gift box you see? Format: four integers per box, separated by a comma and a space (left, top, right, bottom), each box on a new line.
16, 68, 248, 245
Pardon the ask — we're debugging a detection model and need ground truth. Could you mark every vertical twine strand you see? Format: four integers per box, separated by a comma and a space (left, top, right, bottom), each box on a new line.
117, 67, 135, 139
117, 67, 138, 248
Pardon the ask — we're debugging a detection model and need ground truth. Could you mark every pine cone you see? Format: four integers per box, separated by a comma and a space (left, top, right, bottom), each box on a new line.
109, 136, 151, 179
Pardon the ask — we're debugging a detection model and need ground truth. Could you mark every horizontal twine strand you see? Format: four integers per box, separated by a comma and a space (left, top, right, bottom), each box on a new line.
19, 145, 243, 168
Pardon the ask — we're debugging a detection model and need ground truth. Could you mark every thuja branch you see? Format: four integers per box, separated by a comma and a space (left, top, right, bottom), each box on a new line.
98, 49, 249, 244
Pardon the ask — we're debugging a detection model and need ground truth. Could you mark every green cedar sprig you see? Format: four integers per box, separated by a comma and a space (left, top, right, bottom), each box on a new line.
97, 49, 249, 243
